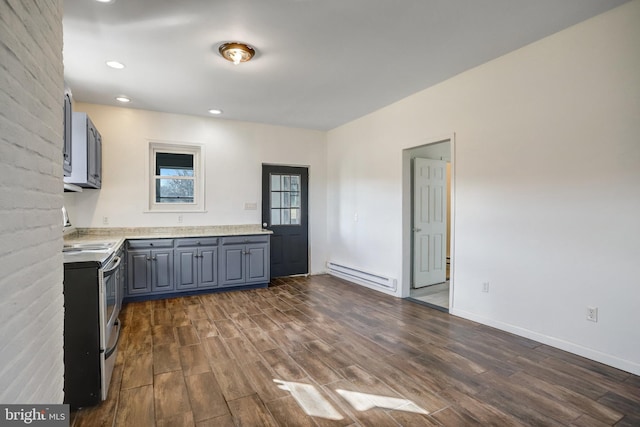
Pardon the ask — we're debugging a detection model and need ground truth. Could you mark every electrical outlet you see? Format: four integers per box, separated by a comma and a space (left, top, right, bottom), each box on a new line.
482, 282, 490, 293
178, 215, 183, 223
102, 216, 109, 225
244, 202, 258, 210
586, 306, 598, 322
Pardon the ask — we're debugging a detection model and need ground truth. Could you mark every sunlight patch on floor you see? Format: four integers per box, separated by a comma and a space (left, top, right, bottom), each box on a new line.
274, 379, 429, 420
274, 380, 343, 420
336, 389, 429, 414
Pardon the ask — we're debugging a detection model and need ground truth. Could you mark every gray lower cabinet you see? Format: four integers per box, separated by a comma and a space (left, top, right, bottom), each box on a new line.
220, 235, 270, 286
124, 235, 269, 299
174, 238, 218, 290
126, 239, 174, 296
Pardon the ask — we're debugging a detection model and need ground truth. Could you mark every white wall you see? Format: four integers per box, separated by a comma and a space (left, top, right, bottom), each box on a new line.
326, 2, 640, 374
64, 105, 328, 274
0, 0, 65, 402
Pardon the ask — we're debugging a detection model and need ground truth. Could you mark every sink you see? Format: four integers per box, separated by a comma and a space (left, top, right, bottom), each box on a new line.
63, 242, 115, 252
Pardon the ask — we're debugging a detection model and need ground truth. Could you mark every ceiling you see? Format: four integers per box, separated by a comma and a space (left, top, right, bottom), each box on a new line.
63, 0, 627, 131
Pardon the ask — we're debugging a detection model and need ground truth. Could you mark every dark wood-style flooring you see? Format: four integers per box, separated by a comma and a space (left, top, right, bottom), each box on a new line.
70, 275, 640, 426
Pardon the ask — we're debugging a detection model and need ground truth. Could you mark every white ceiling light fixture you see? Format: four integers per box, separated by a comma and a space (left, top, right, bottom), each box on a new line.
95, 0, 116, 3
218, 42, 255, 65
208, 109, 223, 115
106, 60, 125, 69
115, 96, 131, 103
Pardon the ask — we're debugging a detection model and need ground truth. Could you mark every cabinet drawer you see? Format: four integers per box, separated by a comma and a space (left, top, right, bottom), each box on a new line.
175, 237, 218, 247
127, 239, 174, 249
221, 235, 269, 245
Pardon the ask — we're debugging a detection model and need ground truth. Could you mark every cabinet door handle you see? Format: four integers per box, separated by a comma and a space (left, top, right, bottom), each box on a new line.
146, 257, 151, 261
152, 256, 157, 261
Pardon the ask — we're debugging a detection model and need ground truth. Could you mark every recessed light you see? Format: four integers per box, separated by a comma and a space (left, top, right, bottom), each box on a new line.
208, 109, 223, 115
95, 0, 116, 3
115, 96, 131, 103
106, 61, 125, 69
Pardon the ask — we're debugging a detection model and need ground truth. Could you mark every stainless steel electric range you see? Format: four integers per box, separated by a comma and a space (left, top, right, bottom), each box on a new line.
63, 240, 123, 408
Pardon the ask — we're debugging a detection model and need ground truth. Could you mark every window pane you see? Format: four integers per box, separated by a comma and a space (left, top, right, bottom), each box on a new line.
283, 175, 290, 190
271, 192, 281, 208
159, 167, 194, 177
283, 192, 290, 208
290, 192, 300, 208
271, 209, 281, 225
290, 175, 300, 191
156, 152, 193, 176
291, 208, 300, 224
271, 174, 281, 191
282, 209, 291, 224
156, 178, 194, 203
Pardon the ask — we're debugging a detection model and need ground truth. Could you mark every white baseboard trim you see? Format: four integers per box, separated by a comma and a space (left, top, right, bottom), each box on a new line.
450, 308, 640, 376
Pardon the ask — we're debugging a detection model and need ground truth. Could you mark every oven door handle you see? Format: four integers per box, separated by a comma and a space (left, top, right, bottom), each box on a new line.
102, 256, 121, 277
104, 319, 121, 359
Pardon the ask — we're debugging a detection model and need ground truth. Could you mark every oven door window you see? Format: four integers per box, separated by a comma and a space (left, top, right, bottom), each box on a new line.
102, 256, 121, 341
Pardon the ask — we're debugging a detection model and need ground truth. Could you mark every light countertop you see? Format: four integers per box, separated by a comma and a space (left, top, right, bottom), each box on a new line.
63, 225, 271, 264
65, 224, 270, 241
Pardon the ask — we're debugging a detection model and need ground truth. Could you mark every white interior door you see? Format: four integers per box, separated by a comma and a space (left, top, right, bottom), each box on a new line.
413, 158, 447, 288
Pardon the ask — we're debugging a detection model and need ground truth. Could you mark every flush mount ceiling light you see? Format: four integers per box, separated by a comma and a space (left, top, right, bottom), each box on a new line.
208, 109, 223, 115
218, 42, 255, 65
115, 96, 131, 103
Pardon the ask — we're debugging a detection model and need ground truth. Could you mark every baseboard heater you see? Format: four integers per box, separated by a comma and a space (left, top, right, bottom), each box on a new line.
326, 261, 397, 292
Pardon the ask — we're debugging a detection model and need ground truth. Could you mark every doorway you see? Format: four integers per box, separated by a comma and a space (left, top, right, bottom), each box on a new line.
402, 136, 454, 311
261, 165, 309, 278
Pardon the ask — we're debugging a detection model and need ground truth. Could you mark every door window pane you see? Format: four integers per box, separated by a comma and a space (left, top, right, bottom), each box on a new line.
291, 208, 300, 224
271, 192, 281, 208
271, 209, 281, 225
291, 193, 300, 208
271, 174, 281, 191
290, 176, 300, 191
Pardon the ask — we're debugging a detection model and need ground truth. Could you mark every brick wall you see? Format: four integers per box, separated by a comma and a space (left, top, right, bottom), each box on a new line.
0, 0, 65, 403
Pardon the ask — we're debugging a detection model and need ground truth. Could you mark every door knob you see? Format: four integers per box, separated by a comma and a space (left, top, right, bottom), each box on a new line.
262, 222, 268, 228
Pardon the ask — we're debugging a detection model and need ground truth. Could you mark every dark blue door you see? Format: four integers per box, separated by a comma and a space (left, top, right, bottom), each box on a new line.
262, 165, 309, 278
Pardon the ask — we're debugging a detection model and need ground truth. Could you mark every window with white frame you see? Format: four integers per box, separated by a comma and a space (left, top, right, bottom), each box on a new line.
149, 142, 204, 211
